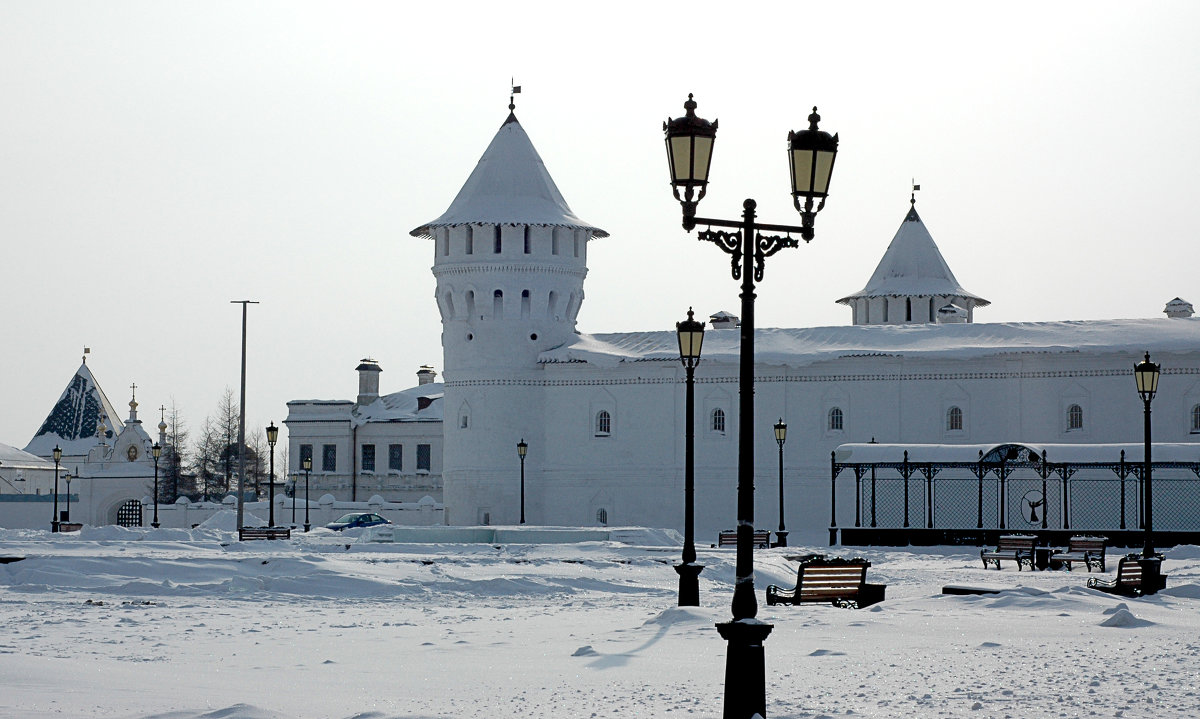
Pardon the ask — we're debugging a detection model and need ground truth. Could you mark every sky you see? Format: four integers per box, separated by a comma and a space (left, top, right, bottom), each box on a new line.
3, 523, 1200, 717
2, 1, 1198, 449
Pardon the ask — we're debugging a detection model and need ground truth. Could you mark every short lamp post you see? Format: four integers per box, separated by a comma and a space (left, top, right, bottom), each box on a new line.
675, 308, 706, 606
303, 456, 312, 532
517, 439, 528, 525
266, 422, 278, 528
151, 443, 162, 528
774, 419, 788, 548
63, 473, 72, 524
665, 94, 838, 719
52, 445, 62, 533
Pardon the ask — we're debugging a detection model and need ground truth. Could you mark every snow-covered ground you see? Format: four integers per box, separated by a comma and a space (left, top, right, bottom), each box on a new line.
2, 514, 1199, 719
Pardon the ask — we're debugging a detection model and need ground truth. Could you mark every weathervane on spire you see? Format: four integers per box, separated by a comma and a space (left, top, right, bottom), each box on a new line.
82, 346, 90, 364
509, 80, 521, 112
911, 179, 921, 206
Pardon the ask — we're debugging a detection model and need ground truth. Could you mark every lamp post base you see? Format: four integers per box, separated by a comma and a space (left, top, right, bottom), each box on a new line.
1138, 556, 1167, 595
674, 562, 704, 606
773, 530, 788, 548
716, 619, 774, 719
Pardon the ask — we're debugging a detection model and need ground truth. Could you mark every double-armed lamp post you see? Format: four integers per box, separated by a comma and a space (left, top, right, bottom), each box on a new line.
675, 308, 706, 606
664, 93, 838, 719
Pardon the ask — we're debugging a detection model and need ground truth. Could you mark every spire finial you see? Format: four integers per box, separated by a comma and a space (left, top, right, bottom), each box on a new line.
509, 79, 521, 112
82, 346, 90, 364
911, 179, 920, 206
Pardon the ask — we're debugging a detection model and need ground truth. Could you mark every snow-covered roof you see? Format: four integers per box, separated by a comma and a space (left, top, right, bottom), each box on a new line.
353, 383, 445, 426
0, 442, 54, 469
24, 362, 123, 458
837, 205, 988, 305
410, 114, 608, 239
539, 317, 1200, 368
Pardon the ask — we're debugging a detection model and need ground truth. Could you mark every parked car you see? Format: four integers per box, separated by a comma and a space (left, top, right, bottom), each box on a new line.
325, 513, 392, 531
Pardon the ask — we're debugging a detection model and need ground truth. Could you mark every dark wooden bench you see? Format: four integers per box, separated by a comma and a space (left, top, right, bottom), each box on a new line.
1087, 555, 1147, 597
765, 555, 886, 609
716, 529, 770, 549
239, 526, 291, 541
981, 534, 1037, 570
1049, 536, 1107, 572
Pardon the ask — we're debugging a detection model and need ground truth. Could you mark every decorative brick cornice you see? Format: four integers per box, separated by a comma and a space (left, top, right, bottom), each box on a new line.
433, 263, 588, 280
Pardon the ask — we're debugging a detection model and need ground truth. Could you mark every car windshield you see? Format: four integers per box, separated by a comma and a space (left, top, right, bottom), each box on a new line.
332, 513, 364, 523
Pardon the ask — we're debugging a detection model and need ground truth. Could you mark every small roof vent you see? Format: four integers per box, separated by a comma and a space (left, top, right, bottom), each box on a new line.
1164, 297, 1194, 319
709, 311, 739, 329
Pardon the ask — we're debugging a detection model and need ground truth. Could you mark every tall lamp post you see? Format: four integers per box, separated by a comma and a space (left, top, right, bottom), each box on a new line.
151, 443, 162, 528
266, 422, 278, 528
1134, 353, 1160, 559
774, 419, 788, 548
303, 456, 312, 532
63, 473, 72, 524
516, 439, 528, 525
675, 308, 706, 606
664, 94, 838, 719
52, 445, 62, 533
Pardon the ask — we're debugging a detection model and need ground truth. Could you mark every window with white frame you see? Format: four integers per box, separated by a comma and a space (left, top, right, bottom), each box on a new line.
828, 407, 844, 432
711, 408, 726, 434
946, 406, 963, 432
595, 410, 612, 436
1191, 404, 1200, 433
1067, 404, 1084, 431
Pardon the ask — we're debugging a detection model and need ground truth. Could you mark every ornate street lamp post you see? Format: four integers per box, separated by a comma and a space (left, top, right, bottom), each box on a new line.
151, 443, 162, 528
52, 445, 62, 533
517, 439, 528, 525
303, 456, 312, 532
664, 93, 838, 719
774, 419, 788, 548
1134, 353, 1160, 558
266, 422, 279, 528
676, 308, 706, 606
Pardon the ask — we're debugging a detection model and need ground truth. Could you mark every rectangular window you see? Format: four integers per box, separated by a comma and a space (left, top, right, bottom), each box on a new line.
388, 444, 402, 471
299, 444, 313, 469
417, 444, 431, 471
322, 444, 336, 472
494, 225, 502, 253
361, 444, 376, 472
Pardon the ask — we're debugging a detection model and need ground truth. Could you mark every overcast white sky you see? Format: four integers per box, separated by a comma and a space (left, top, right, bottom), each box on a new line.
2, 1, 1198, 449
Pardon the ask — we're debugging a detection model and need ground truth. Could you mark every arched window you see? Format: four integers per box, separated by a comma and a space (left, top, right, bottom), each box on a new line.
828, 407, 844, 431
595, 410, 611, 437
493, 290, 503, 320
947, 406, 963, 432
711, 408, 726, 434
1191, 404, 1200, 433
1067, 404, 1083, 431
596, 508, 608, 526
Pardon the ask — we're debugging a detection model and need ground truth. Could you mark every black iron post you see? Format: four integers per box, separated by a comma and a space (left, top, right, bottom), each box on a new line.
291, 472, 298, 527
52, 445, 62, 533
675, 309, 705, 606
665, 94, 838, 719
517, 439, 528, 524
303, 457, 311, 532
1134, 353, 1160, 558
64, 474, 72, 523
266, 423, 278, 528
774, 419, 787, 547
151, 443, 162, 528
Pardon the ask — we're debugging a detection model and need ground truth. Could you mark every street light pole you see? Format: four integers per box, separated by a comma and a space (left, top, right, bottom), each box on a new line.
1134, 353, 1160, 558
664, 94, 838, 719
52, 445, 62, 533
266, 423, 278, 528
517, 440, 528, 524
675, 308, 706, 606
151, 443, 162, 528
774, 419, 788, 548
303, 456, 312, 532
63, 474, 72, 524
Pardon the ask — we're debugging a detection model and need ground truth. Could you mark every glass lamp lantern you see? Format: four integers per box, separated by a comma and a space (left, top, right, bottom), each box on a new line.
676, 308, 706, 364
1135, 352, 1160, 402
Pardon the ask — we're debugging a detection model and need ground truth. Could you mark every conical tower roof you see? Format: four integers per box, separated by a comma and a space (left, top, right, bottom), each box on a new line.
837, 204, 988, 306
24, 360, 123, 458
411, 113, 607, 238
